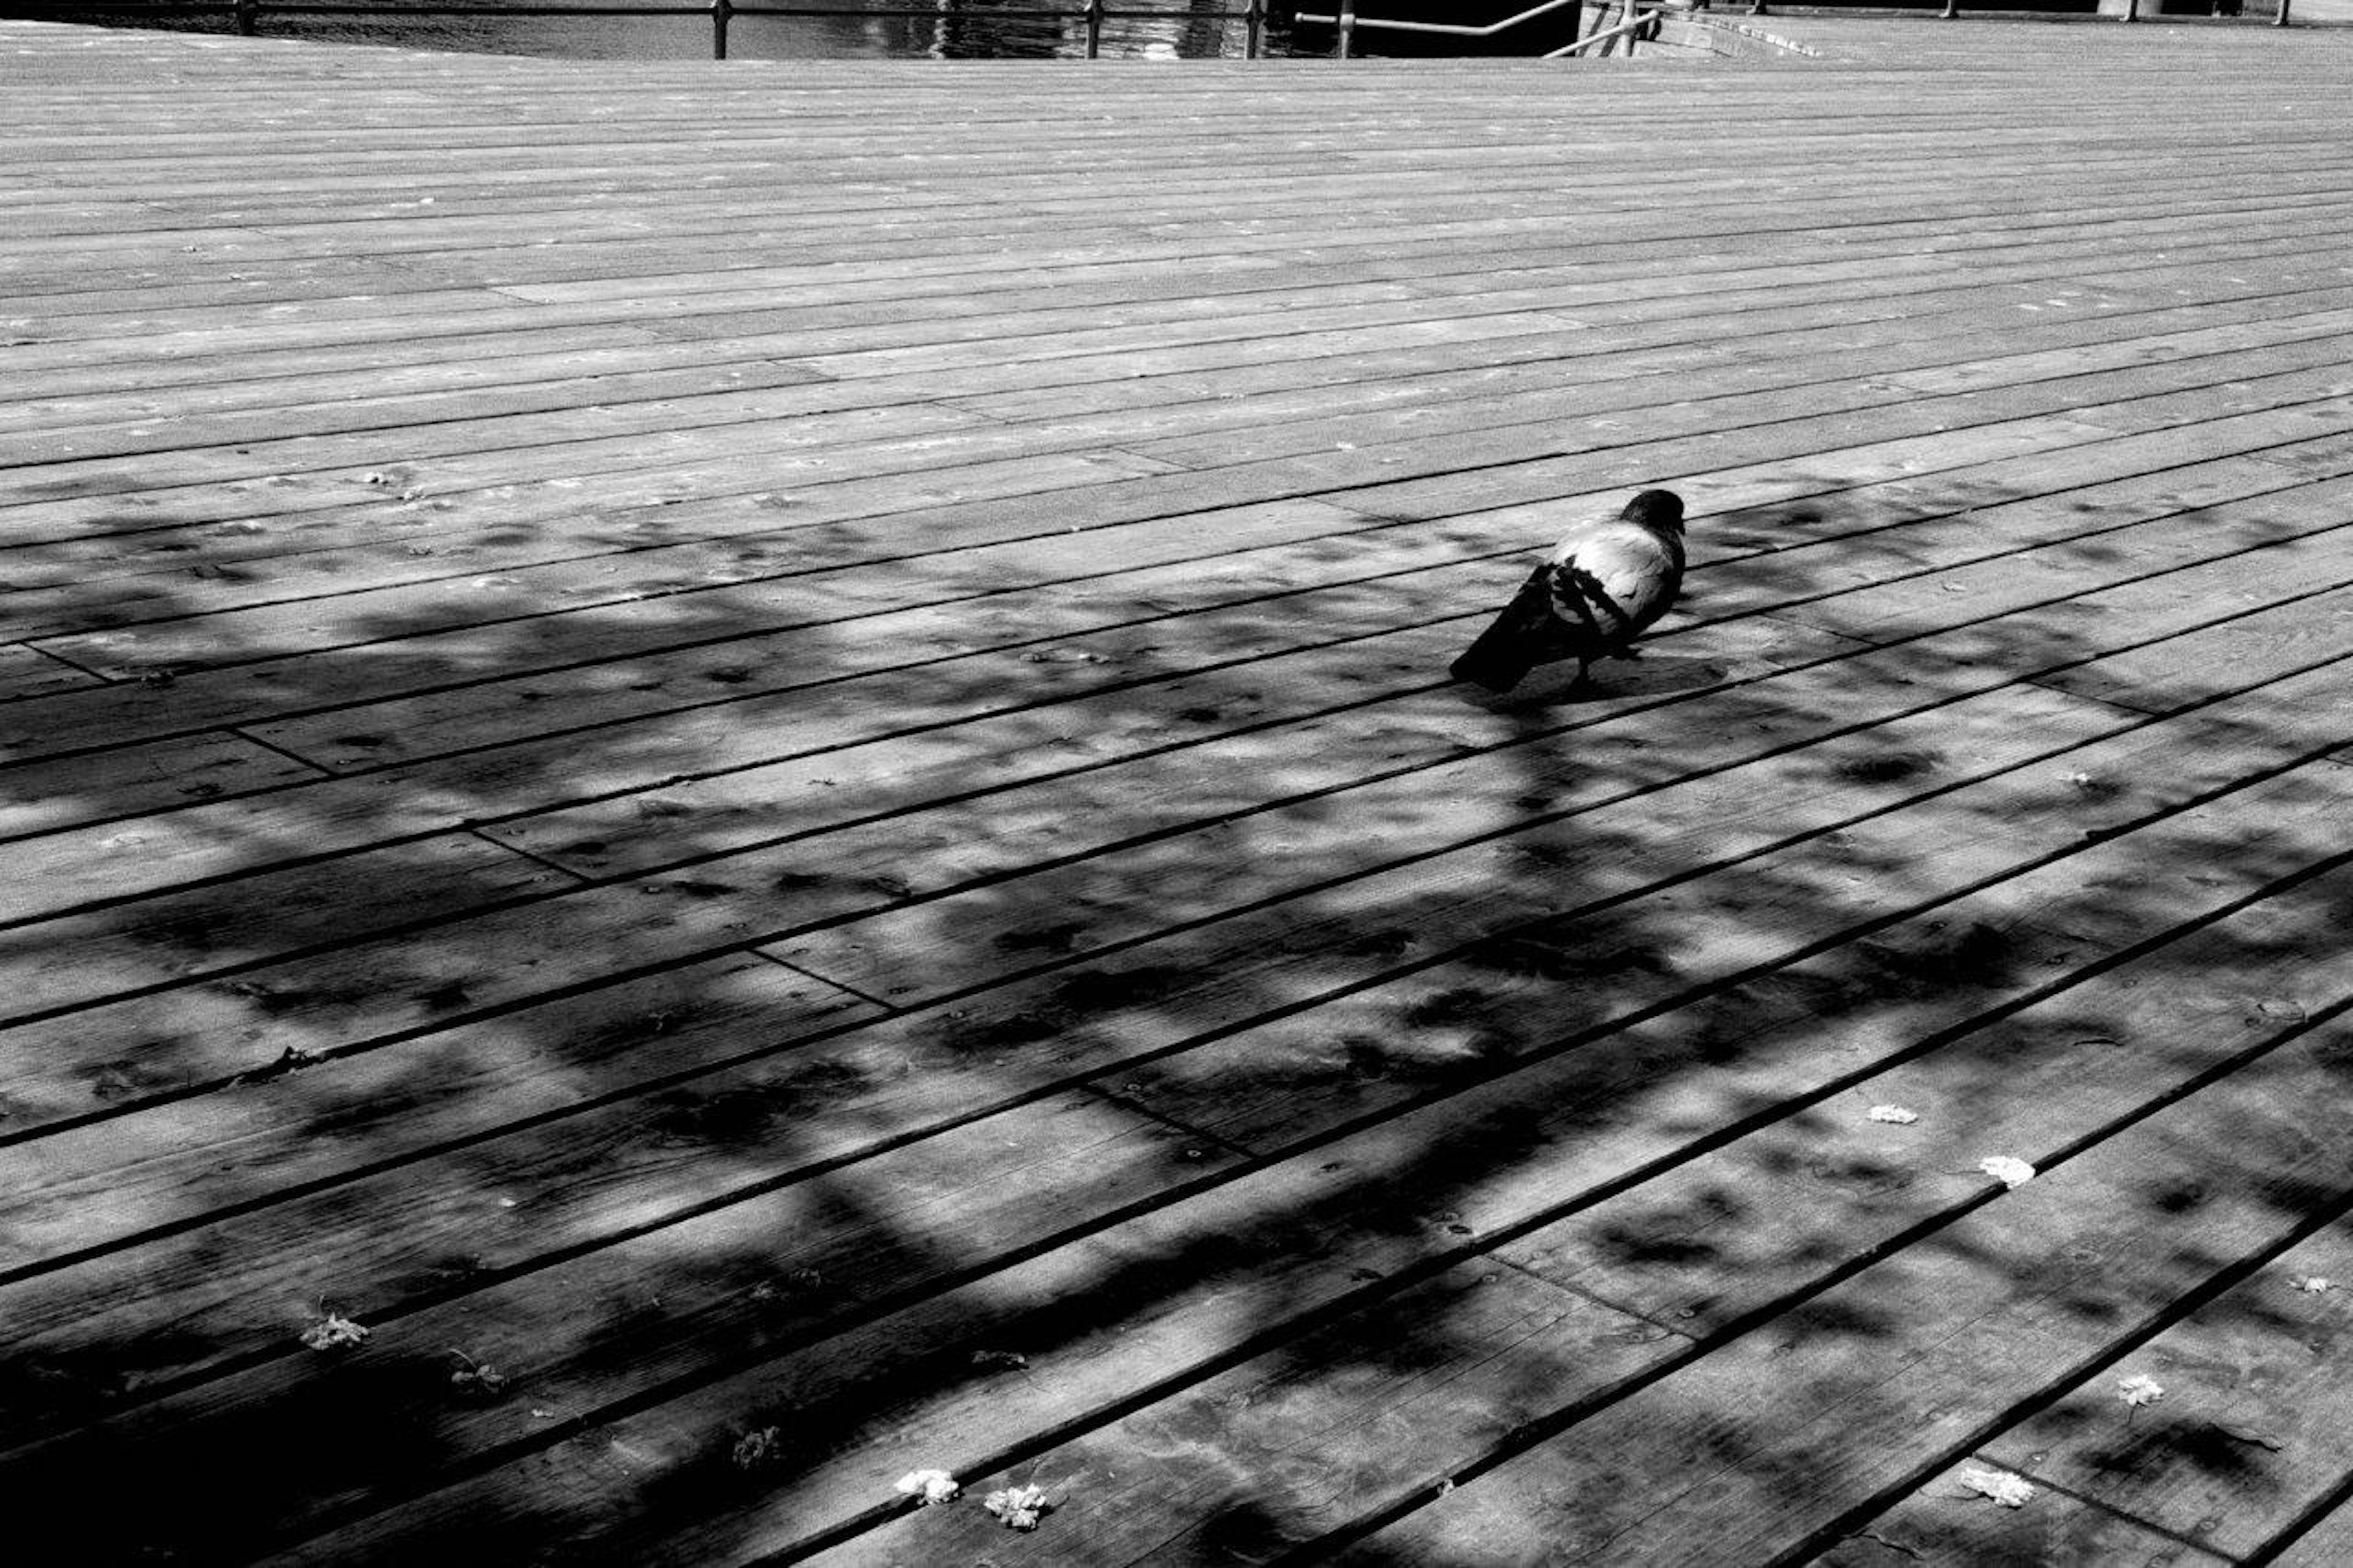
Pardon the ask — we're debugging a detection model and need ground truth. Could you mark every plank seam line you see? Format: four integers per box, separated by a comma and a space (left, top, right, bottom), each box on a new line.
0, 556, 1443, 841
0, 641, 105, 684
220, 724, 337, 779
10, 461, 2325, 910
1082, 1082, 1256, 1162
4, 640, 120, 687
15, 228, 2353, 477
2243, 1400, 2353, 1564
1486, 1256, 1701, 1341
237, 940, 2353, 1567
770, 892, 2353, 1566
0, 363, 2045, 757
15, 189, 2353, 393
1279, 989, 2353, 1568
32, 238, 2353, 574
745, 948, 892, 1011
145, 146, 2353, 254
26, 318, 2353, 670
613, 222, 2353, 368
645, 226, 2353, 387
1935, 1455, 2245, 1566
3, 497, 2345, 1047
15, 300, 2353, 691
0, 500, 1444, 763
4, 534, 2349, 1173
1757, 1206, 2353, 1568
12, 672, 2353, 1486
458, 825, 594, 885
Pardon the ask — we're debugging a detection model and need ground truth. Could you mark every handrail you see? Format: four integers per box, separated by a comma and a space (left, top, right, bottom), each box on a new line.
1292, 0, 1583, 38
1, 0, 1272, 59
1544, 2, 1659, 54
1293, 0, 1668, 59
1740, 0, 2294, 23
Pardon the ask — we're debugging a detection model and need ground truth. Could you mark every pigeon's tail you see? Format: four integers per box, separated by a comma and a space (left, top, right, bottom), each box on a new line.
1449, 564, 1559, 692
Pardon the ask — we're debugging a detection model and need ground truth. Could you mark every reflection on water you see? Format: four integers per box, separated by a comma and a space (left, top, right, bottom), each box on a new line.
62, 0, 1309, 58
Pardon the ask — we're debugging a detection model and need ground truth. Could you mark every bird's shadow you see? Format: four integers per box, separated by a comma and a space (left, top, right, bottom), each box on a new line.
1456, 653, 1727, 710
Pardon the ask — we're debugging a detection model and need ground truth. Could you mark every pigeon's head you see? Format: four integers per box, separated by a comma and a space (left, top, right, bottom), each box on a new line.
1621, 489, 1685, 534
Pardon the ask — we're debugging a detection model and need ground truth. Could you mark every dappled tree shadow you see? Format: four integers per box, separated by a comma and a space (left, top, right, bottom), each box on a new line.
0, 419, 2348, 1568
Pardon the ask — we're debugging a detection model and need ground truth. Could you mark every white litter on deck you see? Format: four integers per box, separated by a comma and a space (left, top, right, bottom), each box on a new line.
894, 1469, 961, 1507
1978, 1156, 2036, 1189
299, 1312, 371, 1351
985, 1483, 1052, 1531
1957, 1466, 2035, 1507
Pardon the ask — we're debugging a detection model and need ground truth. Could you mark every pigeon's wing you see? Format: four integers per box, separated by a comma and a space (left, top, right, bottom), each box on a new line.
1450, 564, 1565, 692
1548, 525, 1684, 648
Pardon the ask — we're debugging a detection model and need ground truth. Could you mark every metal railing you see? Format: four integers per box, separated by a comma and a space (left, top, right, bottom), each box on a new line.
1544, 0, 1659, 53
1743, 0, 2293, 23
1291, 0, 1593, 58
2, 0, 1273, 58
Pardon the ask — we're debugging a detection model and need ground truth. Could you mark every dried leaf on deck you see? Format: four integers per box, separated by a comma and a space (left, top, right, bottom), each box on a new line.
2116, 1373, 2165, 1409
299, 1311, 371, 1352
733, 1427, 785, 1470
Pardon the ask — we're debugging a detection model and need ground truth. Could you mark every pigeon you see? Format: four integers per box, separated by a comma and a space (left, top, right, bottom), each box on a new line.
1449, 489, 1687, 694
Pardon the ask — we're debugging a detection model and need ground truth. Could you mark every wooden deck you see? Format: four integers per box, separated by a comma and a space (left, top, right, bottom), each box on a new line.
6, 12, 2353, 1564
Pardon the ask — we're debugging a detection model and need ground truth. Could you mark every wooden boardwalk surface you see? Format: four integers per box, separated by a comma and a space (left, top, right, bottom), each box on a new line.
6, 12, 2353, 1563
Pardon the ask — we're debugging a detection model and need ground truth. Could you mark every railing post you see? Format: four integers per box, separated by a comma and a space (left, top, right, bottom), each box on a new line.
1245, 0, 1265, 57
2276, 0, 2291, 23
1337, 0, 1355, 56
1085, 0, 1104, 56
1941, 0, 1957, 17
234, 0, 259, 34
711, 0, 730, 58
2123, 0, 2137, 20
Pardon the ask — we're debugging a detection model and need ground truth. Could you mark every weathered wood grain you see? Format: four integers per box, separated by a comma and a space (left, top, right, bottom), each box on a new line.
10, 15, 2353, 1567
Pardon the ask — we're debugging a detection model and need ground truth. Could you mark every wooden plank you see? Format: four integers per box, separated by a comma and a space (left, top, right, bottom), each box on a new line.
0, 529, 2336, 1133
26, 267, 2344, 613
0, 643, 102, 702
1805, 1462, 2230, 1566
21, 354, 2353, 686
4, 493, 2346, 1143
10, 20, 2353, 1567
1950, 1224, 2353, 1559
0, 731, 327, 840
480, 494, 2353, 884
217, 452, 2343, 777
9, 501, 2343, 1271
868, 938, 2353, 1568
4, 607, 2334, 1441
23, 280, 2353, 534
23, 317, 2352, 689
2270, 1490, 2353, 1567
232, 759, 2353, 1567
1329, 999, 2353, 1566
